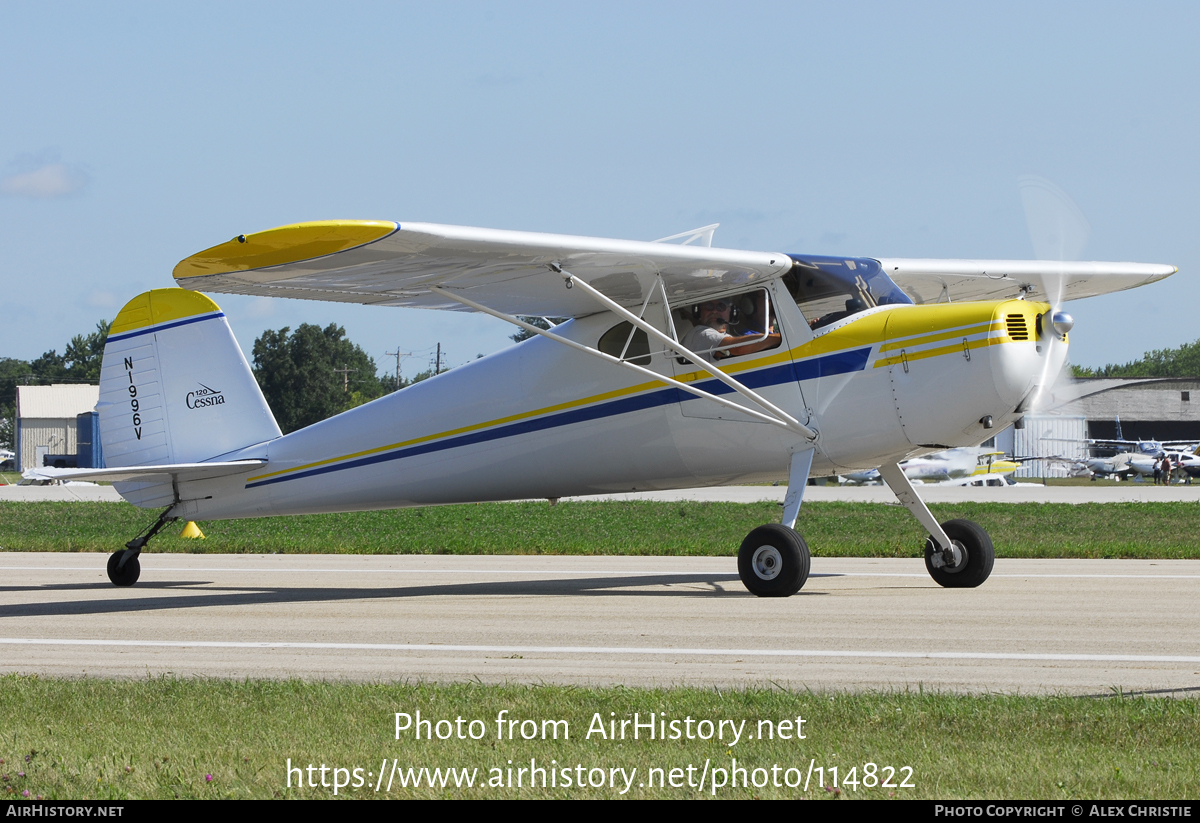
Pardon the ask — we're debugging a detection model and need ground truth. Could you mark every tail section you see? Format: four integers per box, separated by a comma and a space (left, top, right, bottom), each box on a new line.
100, 289, 281, 506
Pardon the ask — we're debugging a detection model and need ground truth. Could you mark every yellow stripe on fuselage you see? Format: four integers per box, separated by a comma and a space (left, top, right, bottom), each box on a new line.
246, 374, 671, 484
870, 300, 1042, 368
250, 299, 1046, 484
878, 320, 1001, 353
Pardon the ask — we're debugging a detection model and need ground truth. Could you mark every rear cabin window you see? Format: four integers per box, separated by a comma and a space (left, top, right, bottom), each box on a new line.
598, 322, 652, 366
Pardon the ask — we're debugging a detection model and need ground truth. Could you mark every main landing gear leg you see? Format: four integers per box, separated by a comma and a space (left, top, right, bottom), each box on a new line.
877, 462, 994, 588
738, 448, 813, 597
108, 506, 177, 587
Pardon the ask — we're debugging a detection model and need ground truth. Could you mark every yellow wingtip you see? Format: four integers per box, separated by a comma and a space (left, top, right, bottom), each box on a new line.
173, 219, 398, 279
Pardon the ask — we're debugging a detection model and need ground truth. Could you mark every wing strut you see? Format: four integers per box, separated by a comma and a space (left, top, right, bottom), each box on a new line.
428, 285, 817, 440
551, 266, 818, 441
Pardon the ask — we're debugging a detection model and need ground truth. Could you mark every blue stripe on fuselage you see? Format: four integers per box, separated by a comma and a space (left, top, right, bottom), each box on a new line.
245, 346, 872, 489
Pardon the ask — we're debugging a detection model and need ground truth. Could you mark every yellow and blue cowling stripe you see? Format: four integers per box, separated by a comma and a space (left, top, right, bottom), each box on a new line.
107, 289, 227, 344
244, 299, 1043, 490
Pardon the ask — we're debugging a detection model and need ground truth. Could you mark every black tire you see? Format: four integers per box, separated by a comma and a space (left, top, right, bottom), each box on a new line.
107, 551, 141, 587
924, 519, 994, 588
738, 524, 810, 597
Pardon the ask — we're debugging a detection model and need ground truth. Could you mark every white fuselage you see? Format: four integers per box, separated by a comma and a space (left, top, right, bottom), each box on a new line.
170, 289, 1062, 521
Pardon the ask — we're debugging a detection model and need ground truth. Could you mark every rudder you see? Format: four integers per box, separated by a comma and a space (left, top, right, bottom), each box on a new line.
99, 289, 281, 506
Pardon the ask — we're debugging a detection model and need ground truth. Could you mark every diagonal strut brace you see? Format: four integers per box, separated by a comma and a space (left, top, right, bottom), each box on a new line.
428, 285, 817, 438
546, 266, 818, 441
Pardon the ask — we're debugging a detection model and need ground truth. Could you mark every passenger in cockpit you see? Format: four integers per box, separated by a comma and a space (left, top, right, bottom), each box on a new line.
810, 297, 867, 330
681, 296, 780, 364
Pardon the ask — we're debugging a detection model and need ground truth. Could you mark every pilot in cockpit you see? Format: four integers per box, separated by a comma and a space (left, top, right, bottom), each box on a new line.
681, 295, 780, 365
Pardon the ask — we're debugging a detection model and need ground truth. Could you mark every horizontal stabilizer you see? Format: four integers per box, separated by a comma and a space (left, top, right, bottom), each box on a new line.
24, 460, 266, 486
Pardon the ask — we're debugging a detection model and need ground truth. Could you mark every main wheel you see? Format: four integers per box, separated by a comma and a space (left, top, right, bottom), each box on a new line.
924, 519, 993, 588
107, 551, 141, 587
738, 524, 810, 597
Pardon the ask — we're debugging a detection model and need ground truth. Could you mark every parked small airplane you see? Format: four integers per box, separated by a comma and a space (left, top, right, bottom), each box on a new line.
30, 220, 1176, 595
1041, 417, 1200, 480
1090, 450, 1197, 480
1046, 416, 1199, 459
841, 448, 1020, 485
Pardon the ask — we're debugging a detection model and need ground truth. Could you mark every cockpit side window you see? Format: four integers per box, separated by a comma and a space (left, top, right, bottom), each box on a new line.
783, 255, 912, 330
673, 288, 781, 363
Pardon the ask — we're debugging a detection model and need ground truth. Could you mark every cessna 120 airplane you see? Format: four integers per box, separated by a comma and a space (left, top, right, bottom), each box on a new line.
31, 220, 1176, 596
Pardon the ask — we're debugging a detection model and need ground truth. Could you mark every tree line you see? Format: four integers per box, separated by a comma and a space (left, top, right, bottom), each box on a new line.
0, 322, 111, 451
1, 320, 430, 446
1072, 338, 1200, 378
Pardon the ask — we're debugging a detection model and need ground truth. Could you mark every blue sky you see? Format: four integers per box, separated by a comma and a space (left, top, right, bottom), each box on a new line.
3, 1, 1197, 379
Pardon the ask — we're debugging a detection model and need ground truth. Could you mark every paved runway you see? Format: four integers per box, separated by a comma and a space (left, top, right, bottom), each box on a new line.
3, 553, 1198, 694
5, 482, 1199, 504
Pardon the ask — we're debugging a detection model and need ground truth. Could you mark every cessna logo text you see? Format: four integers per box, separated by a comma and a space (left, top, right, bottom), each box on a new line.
186, 383, 226, 409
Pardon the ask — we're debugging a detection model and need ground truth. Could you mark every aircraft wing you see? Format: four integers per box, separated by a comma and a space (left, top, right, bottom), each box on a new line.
879, 259, 1176, 304
173, 221, 793, 317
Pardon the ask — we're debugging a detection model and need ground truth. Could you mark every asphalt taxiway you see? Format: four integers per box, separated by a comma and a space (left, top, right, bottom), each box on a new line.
3, 553, 1197, 694
5, 482, 1199, 504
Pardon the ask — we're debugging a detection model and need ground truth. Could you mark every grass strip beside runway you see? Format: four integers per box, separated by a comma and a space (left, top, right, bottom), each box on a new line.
1, 500, 1198, 558
1, 676, 1195, 799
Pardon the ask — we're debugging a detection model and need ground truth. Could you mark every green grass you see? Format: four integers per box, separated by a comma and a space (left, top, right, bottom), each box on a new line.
1, 677, 1196, 799
1, 500, 1198, 559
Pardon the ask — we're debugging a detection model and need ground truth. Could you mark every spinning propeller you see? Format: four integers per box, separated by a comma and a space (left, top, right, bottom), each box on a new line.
1018, 175, 1084, 411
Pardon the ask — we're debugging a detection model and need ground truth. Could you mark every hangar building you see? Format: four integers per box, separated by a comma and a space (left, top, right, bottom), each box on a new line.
992, 377, 1200, 476
14, 385, 100, 472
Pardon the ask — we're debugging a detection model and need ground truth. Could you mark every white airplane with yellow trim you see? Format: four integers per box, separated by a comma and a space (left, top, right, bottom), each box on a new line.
842, 448, 1021, 485
32, 220, 1176, 595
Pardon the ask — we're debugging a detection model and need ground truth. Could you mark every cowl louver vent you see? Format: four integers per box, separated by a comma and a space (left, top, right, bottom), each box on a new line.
1006, 314, 1029, 340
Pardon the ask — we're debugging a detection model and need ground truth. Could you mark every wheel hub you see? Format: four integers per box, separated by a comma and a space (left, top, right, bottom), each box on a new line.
751, 545, 783, 580
935, 540, 967, 573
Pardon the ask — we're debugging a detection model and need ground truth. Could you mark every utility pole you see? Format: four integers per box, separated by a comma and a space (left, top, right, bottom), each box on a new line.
332, 364, 357, 392
385, 347, 410, 390
435, 343, 442, 375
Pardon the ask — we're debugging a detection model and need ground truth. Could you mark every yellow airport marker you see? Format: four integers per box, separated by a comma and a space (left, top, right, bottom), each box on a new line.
179, 521, 205, 539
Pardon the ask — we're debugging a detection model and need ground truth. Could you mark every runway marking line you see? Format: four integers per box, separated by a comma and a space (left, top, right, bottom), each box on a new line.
2, 565, 1199, 580
2, 638, 1198, 664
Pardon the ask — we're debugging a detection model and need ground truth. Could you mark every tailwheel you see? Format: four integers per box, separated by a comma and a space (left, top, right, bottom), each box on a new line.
107, 550, 141, 587
108, 505, 176, 586
738, 524, 810, 597
924, 519, 994, 588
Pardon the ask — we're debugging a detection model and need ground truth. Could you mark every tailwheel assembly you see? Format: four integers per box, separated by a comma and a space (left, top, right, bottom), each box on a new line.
108, 506, 177, 587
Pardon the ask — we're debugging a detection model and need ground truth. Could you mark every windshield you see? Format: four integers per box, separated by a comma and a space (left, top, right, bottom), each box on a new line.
782, 254, 912, 330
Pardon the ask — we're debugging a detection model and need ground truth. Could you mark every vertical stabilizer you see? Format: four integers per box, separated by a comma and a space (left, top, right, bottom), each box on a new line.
99, 289, 281, 506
